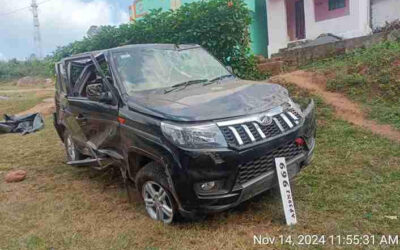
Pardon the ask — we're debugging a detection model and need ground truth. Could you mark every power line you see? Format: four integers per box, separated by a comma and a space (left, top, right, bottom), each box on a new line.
0, 0, 54, 17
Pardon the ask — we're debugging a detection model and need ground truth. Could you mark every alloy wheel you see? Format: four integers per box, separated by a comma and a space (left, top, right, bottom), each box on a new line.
66, 135, 76, 161
142, 181, 174, 224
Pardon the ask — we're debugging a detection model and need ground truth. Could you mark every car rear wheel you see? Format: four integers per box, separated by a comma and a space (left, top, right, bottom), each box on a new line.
63, 131, 83, 162
136, 162, 178, 224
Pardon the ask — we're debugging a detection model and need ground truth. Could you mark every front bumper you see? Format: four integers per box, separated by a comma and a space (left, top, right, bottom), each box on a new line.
193, 138, 315, 213
168, 100, 316, 216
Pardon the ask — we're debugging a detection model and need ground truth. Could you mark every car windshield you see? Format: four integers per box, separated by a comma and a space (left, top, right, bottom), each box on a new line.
112, 47, 231, 93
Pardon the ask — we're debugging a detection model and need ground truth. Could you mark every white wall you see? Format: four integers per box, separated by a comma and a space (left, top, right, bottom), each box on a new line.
372, 0, 400, 30
304, 0, 371, 40
267, 0, 372, 57
267, 0, 289, 57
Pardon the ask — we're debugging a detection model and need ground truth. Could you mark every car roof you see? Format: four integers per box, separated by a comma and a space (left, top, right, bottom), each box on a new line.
59, 43, 200, 63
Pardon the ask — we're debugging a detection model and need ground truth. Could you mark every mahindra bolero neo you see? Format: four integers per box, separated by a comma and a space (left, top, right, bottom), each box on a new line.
53, 44, 316, 224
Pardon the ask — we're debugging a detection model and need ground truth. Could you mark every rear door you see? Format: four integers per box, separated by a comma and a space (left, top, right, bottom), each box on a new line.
54, 62, 69, 140
64, 56, 120, 154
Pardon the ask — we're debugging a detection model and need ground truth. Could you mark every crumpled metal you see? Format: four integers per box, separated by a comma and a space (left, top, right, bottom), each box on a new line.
0, 113, 44, 135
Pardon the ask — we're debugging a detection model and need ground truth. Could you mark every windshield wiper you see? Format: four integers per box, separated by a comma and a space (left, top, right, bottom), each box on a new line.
164, 79, 208, 94
203, 74, 234, 86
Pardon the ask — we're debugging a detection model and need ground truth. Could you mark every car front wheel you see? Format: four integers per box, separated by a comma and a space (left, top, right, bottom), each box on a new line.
142, 181, 174, 223
136, 162, 178, 224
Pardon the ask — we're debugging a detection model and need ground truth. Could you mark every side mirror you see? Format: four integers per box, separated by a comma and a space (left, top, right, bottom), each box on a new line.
226, 66, 233, 73
86, 83, 113, 104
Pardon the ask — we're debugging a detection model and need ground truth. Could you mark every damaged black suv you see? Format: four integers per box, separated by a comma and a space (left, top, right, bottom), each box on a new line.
53, 44, 316, 224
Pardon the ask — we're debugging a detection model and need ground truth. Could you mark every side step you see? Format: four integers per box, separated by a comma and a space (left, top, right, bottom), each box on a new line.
67, 158, 106, 167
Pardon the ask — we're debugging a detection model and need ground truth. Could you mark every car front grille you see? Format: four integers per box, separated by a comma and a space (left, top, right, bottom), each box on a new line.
219, 109, 302, 147
235, 141, 304, 185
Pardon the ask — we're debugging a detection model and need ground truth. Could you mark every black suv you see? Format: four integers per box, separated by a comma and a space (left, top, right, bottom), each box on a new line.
53, 44, 316, 224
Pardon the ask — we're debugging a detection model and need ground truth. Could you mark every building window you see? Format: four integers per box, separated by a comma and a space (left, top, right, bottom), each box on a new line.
329, 0, 346, 10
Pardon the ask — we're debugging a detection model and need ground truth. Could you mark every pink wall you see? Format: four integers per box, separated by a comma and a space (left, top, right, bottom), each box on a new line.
314, 0, 350, 22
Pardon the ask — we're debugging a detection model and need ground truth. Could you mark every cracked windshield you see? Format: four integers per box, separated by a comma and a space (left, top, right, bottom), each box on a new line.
113, 47, 230, 93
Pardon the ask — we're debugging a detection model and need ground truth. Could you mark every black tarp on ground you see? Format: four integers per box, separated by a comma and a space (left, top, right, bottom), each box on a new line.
0, 113, 44, 135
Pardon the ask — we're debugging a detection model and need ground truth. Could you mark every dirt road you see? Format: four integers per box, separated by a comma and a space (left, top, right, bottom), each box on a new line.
271, 70, 400, 142
17, 98, 55, 116
0, 88, 56, 116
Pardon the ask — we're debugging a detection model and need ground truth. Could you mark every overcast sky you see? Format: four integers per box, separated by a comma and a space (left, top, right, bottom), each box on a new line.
0, 0, 132, 60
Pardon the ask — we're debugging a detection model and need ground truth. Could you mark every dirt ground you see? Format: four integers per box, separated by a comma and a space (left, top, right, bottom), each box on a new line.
17, 98, 55, 116
271, 70, 400, 142
0, 88, 56, 116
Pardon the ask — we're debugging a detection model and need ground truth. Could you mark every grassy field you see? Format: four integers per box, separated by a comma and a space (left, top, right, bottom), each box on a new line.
303, 41, 400, 130
0, 91, 53, 115
0, 82, 54, 115
1, 82, 400, 249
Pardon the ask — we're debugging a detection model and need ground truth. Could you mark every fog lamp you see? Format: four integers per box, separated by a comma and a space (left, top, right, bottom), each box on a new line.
200, 181, 216, 191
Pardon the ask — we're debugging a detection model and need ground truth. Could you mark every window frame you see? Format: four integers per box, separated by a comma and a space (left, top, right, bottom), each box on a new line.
328, 0, 346, 11
66, 57, 91, 95
55, 63, 67, 93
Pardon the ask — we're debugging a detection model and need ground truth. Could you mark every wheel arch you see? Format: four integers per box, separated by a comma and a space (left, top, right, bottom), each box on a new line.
125, 145, 184, 210
126, 146, 164, 183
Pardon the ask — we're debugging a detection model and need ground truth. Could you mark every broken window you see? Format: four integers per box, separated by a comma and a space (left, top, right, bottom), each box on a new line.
56, 63, 67, 93
78, 60, 111, 98
68, 64, 85, 88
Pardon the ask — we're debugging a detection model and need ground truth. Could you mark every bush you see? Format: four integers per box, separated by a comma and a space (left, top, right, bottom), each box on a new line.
52, 0, 265, 79
0, 59, 53, 82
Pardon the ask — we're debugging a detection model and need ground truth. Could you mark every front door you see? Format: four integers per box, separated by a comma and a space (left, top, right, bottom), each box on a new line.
64, 56, 119, 155
295, 0, 305, 39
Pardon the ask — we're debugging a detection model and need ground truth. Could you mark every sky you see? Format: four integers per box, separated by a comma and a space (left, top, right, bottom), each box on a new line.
0, 0, 133, 60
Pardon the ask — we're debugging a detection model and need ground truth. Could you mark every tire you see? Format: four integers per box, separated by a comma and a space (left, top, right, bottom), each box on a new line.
63, 130, 83, 162
135, 162, 178, 224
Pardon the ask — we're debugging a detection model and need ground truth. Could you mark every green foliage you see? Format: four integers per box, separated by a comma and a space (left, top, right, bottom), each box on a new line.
326, 73, 367, 92
0, 59, 53, 82
304, 40, 400, 129
307, 41, 400, 101
52, 0, 265, 79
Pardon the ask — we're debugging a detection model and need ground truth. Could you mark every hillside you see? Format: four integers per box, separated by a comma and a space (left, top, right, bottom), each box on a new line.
303, 41, 400, 129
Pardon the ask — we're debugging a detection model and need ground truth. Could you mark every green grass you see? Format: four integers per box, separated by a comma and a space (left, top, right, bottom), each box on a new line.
0, 84, 399, 249
303, 41, 400, 129
0, 90, 53, 115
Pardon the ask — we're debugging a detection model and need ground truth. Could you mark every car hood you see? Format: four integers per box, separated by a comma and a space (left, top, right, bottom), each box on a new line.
126, 79, 290, 122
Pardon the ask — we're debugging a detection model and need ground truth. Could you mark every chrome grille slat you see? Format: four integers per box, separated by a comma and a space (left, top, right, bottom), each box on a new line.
242, 124, 256, 142
273, 118, 285, 132
228, 126, 243, 145
287, 111, 298, 121
252, 122, 266, 139
220, 108, 302, 147
280, 113, 294, 128
287, 111, 299, 124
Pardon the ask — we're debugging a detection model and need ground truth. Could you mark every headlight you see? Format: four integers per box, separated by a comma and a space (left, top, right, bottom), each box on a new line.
161, 122, 227, 149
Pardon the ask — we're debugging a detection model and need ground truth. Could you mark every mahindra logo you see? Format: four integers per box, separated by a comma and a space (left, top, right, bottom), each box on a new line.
259, 115, 273, 126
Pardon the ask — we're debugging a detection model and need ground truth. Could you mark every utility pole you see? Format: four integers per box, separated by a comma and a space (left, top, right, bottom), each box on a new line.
31, 0, 42, 59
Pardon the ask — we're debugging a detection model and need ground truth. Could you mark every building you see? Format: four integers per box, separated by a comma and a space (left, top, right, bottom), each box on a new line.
371, 0, 400, 30
128, 0, 269, 57
267, 0, 400, 57
128, 0, 400, 58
